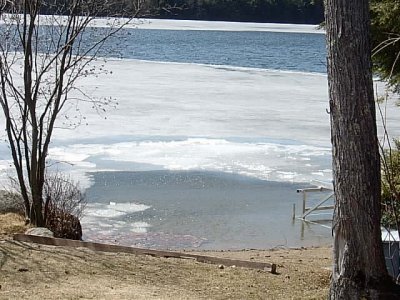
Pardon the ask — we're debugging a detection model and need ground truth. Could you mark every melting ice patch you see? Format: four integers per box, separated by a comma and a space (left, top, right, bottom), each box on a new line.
82, 202, 151, 235
49, 137, 332, 184
84, 202, 150, 218
81, 201, 206, 248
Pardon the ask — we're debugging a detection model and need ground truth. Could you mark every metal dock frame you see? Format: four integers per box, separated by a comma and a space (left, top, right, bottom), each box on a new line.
295, 180, 334, 222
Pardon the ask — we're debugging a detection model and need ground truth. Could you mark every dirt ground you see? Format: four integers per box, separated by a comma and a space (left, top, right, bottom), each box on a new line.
0, 213, 332, 299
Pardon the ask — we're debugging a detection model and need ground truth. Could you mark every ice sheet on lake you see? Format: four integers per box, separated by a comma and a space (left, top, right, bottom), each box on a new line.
1, 14, 324, 34
0, 59, 399, 188
123, 18, 324, 34
49, 137, 331, 184
50, 59, 333, 145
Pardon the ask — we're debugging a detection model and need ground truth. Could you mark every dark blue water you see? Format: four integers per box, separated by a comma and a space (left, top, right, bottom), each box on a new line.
102, 29, 326, 73
1, 24, 327, 73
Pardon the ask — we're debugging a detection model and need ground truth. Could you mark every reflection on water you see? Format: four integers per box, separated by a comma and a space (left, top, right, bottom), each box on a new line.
83, 170, 332, 250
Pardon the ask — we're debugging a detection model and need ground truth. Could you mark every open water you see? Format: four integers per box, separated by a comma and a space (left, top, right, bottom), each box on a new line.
93, 28, 327, 73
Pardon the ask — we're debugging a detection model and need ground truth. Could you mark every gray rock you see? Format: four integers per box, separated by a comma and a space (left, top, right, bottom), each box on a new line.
25, 227, 54, 238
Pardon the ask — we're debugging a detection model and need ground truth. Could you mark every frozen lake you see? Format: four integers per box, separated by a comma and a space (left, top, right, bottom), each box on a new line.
48, 60, 332, 185
0, 19, 399, 249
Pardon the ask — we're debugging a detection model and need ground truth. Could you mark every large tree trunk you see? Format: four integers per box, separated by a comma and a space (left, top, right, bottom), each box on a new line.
326, 0, 399, 299
30, 193, 44, 227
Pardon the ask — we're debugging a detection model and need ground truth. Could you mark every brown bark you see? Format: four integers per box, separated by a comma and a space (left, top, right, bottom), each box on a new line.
326, 0, 399, 298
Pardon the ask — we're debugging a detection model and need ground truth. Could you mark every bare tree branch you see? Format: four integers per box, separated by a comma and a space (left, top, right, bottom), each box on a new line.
0, 0, 141, 225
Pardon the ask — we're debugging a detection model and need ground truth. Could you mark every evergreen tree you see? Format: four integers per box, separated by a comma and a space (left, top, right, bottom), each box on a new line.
371, 0, 400, 92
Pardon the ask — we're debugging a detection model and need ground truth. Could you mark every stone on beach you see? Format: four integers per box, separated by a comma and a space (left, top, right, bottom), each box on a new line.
25, 227, 54, 238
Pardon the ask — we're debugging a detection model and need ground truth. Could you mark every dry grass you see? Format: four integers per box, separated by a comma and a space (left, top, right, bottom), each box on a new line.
0, 213, 332, 299
0, 213, 28, 238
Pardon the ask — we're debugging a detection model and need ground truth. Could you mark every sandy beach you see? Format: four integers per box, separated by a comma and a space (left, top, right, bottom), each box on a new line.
0, 213, 331, 299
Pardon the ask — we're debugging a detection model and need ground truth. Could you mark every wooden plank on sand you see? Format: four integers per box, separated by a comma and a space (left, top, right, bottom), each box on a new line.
13, 234, 277, 274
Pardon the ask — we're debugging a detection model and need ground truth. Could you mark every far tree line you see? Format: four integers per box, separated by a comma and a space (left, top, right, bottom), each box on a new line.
22, 0, 399, 88
23, 0, 325, 24
145, 0, 325, 24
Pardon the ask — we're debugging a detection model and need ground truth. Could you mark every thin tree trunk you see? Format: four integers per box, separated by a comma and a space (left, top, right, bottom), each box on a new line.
0, 0, 139, 229
326, 0, 399, 298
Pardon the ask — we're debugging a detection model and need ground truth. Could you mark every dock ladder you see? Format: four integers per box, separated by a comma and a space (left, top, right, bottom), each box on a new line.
294, 180, 334, 224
